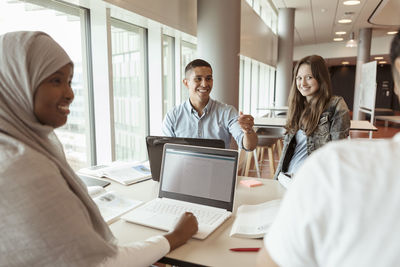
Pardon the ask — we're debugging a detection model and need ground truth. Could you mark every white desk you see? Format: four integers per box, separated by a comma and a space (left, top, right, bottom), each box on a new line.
109, 177, 285, 267
254, 117, 378, 132
256, 106, 288, 118
375, 115, 400, 127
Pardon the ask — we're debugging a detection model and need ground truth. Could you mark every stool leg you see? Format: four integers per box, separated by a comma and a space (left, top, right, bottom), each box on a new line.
277, 139, 283, 158
260, 147, 265, 164
268, 147, 275, 178
244, 151, 252, 177
253, 150, 261, 178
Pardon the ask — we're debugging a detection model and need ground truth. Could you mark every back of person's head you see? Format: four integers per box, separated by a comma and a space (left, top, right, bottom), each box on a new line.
286, 55, 333, 135
184, 59, 212, 77
390, 29, 400, 93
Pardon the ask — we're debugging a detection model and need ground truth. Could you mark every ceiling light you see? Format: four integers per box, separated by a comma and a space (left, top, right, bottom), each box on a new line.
342, 61, 350, 65
343, 0, 361, 5
334, 37, 344, 41
378, 61, 387, 64
336, 31, 347, 35
374, 56, 384, 60
387, 31, 398, 35
346, 32, 357, 47
338, 19, 352, 24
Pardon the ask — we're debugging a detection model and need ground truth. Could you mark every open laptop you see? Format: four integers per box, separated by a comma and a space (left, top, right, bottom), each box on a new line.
122, 143, 238, 239
146, 136, 225, 181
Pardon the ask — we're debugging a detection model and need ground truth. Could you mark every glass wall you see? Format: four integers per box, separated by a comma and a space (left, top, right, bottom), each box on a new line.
0, 0, 92, 170
239, 55, 276, 116
111, 19, 148, 161
162, 34, 175, 118
180, 41, 197, 102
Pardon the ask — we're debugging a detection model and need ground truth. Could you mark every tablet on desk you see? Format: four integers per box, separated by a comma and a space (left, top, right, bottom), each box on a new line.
78, 174, 110, 188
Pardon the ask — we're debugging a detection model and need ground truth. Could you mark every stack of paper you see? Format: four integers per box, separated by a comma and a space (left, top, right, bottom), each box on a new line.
230, 199, 281, 238
79, 161, 151, 185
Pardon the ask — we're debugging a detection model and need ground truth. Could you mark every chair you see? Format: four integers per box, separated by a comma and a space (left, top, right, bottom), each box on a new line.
243, 127, 285, 178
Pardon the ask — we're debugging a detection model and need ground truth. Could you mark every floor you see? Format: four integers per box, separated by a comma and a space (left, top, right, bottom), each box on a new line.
247, 119, 400, 179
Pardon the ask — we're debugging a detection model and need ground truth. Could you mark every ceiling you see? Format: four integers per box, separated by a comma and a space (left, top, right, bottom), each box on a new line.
270, 0, 400, 46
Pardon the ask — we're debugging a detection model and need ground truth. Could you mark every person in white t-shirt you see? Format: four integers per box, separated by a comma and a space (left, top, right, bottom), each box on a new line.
256, 29, 400, 267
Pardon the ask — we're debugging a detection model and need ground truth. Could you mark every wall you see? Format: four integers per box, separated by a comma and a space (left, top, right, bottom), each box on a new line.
240, 0, 278, 66
294, 35, 393, 60
103, 0, 197, 36
104, 0, 278, 66
330, 65, 356, 110
329, 64, 399, 111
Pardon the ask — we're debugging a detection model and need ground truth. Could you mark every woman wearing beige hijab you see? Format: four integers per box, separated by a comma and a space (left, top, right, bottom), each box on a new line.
0, 31, 197, 267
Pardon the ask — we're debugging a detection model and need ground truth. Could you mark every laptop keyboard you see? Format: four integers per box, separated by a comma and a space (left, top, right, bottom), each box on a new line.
144, 200, 224, 226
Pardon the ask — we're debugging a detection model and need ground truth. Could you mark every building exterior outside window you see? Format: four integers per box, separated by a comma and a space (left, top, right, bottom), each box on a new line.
111, 19, 148, 161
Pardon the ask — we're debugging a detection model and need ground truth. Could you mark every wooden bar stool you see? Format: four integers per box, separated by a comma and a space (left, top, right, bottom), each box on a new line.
244, 127, 285, 178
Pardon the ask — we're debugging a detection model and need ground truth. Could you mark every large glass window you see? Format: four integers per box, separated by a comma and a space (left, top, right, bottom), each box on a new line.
181, 41, 197, 102
239, 55, 276, 116
162, 34, 175, 118
110, 19, 148, 162
0, 0, 92, 170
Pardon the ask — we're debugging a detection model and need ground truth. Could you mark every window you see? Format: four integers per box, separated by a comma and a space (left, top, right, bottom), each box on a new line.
162, 34, 175, 118
110, 19, 148, 161
180, 41, 197, 102
239, 55, 276, 116
0, 0, 93, 170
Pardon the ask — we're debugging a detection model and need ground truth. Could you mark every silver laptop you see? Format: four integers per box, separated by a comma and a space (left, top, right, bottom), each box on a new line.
122, 143, 239, 239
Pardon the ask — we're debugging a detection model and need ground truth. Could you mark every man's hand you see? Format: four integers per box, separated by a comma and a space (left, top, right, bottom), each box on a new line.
238, 111, 258, 150
164, 212, 198, 251
238, 111, 255, 134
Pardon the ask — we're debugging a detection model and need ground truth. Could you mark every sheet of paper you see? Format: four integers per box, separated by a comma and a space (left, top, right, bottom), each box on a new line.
230, 199, 281, 238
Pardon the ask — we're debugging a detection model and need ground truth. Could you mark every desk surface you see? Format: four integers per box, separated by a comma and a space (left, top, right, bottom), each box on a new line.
254, 117, 378, 131
108, 178, 285, 267
375, 115, 400, 123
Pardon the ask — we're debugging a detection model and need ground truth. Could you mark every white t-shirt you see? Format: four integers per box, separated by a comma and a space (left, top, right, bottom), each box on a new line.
265, 133, 400, 267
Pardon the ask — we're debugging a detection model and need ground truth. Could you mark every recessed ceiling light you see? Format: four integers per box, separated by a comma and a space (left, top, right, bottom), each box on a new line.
342, 61, 350, 65
343, 1, 361, 6
378, 61, 387, 64
334, 37, 344, 41
336, 31, 347, 35
387, 31, 398, 35
374, 56, 384, 60
338, 19, 352, 24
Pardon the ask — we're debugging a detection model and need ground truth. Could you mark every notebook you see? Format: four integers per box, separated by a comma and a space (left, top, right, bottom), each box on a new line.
122, 143, 238, 239
145, 136, 225, 181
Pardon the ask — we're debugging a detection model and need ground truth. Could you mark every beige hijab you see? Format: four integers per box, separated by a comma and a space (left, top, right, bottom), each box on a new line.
0, 31, 116, 265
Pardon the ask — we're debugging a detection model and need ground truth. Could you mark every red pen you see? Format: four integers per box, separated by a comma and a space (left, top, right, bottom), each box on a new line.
230, 247, 260, 252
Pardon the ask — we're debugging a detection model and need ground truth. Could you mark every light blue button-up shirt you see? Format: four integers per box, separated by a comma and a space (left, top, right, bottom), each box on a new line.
162, 98, 244, 149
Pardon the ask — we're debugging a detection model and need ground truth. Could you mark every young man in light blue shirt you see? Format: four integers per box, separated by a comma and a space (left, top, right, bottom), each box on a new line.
162, 59, 257, 151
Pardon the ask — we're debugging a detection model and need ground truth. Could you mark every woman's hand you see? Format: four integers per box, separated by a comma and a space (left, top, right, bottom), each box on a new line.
164, 212, 198, 251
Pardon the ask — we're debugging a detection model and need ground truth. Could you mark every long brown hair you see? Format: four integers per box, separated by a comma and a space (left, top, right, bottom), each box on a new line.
286, 55, 332, 135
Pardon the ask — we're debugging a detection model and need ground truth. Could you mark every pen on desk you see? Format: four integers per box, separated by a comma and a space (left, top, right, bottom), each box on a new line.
229, 247, 260, 252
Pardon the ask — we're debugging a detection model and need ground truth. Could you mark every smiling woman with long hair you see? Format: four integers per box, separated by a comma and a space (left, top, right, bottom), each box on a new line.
274, 55, 350, 183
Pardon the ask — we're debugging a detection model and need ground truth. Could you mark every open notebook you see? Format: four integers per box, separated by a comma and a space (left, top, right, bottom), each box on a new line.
122, 144, 239, 239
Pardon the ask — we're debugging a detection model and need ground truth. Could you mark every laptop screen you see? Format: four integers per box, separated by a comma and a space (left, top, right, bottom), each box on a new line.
146, 136, 225, 181
159, 144, 238, 211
